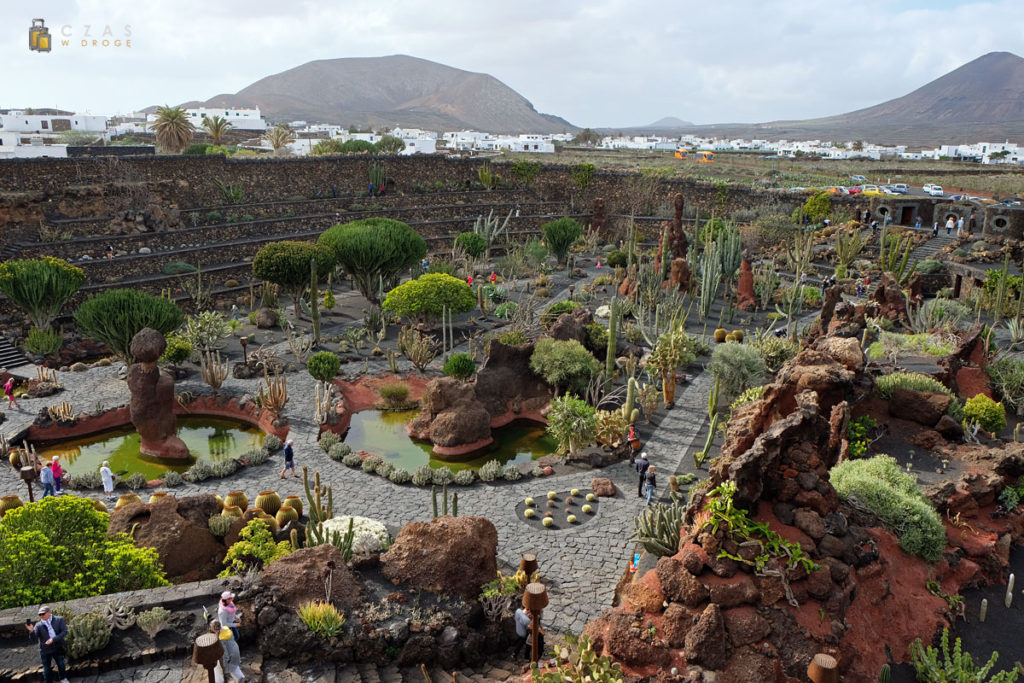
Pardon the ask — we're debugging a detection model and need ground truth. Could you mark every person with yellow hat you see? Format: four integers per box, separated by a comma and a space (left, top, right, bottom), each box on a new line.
209, 619, 244, 683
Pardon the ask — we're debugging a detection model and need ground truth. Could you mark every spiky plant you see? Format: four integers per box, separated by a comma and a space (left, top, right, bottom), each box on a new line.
149, 105, 194, 153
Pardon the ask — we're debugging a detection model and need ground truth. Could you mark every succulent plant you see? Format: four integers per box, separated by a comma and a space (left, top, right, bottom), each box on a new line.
255, 490, 282, 516
102, 598, 136, 630
135, 606, 171, 639
586, 493, 596, 502
221, 504, 243, 518
547, 491, 557, 500
276, 504, 299, 526
208, 514, 232, 537
570, 488, 580, 496
542, 517, 554, 527
66, 611, 111, 659
524, 497, 535, 506
284, 494, 303, 518
224, 490, 248, 510
567, 515, 577, 524
524, 509, 536, 519
582, 504, 593, 514
114, 494, 141, 509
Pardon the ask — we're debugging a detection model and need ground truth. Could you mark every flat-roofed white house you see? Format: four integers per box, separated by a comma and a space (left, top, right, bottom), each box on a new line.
0, 111, 107, 134
149, 107, 268, 131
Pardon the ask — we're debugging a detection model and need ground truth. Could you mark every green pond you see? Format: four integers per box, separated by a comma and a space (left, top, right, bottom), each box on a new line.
37, 417, 266, 480
344, 410, 556, 471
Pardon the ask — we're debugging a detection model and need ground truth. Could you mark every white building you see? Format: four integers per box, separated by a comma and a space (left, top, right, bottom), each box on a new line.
0, 132, 68, 159
148, 107, 267, 131
0, 111, 107, 134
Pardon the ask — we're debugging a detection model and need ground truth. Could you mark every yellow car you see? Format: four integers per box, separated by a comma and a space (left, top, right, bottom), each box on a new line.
860, 185, 884, 196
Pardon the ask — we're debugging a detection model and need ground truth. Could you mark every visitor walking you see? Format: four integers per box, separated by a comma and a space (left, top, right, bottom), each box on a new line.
50, 456, 63, 494
957, 216, 965, 237
218, 592, 241, 642
636, 452, 650, 498
626, 423, 641, 464
39, 462, 56, 498
4, 377, 18, 409
26, 605, 69, 683
644, 466, 658, 506
946, 217, 955, 235
915, 216, 922, 230
512, 607, 532, 659
210, 620, 245, 683
100, 460, 114, 500
932, 222, 939, 237
279, 439, 296, 479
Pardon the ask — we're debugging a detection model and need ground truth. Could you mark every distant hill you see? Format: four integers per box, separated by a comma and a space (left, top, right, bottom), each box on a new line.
175, 55, 576, 134
644, 116, 694, 128
676, 52, 1024, 146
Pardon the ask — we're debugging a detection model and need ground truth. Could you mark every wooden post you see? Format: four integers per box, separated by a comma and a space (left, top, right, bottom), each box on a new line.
519, 554, 538, 576
192, 632, 224, 683
523, 583, 549, 665
806, 653, 838, 683
20, 467, 35, 503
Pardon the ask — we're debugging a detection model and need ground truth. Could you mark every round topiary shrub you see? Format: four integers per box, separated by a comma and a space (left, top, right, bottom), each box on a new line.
361, 455, 383, 473
454, 469, 476, 486
503, 464, 522, 481
606, 250, 628, 268
432, 466, 455, 486
307, 351, 341, 383
389, 468, 411, 484
374, 460, 395, 478
329, 443, 353, 462
443, 353, 476, 381
478, 459, 503, 482
964, 394, 1006, 434
382, 273, 475, 324
342, 452, 363, 468
412, 465, 434, 487
319, 431, 341, 453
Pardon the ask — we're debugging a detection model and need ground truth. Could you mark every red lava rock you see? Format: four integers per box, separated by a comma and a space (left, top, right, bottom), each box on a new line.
793, 508, 826, 540
591, 478, 616, 497
543, 466, 554, 476
717, 650, 778, 683
794, 489, 832, 516
656, 556, 710, 607
660, 603, 695, 648
722, 606, 772, 646
683, 604, 730, 670
702, 573, 760, 608
625, 579, 665, 614
805, 566, 835, 600
912, 429, 944, 451
956, 366, 993, 400
603, 612, 671, 667
945, 522, 996, 558
935, 414, 965, 440
735, 260, 756, 312
890, 388, 951, 426
679, 542, 709, 575
259, 543, 363, 612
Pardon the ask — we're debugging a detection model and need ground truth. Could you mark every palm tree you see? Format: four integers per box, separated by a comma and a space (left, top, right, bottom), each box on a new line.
149, 105, 194, 154
266, 125, 293, 153
201, 115, 233, 145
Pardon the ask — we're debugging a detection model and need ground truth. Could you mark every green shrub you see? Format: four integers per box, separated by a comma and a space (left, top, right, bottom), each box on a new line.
482, 284, 508, 302
253, 241, 334, 314
389, 468, 411, 484
910, 627, 1016, 683
729, 385, 766, 412
478, 460, 503, 482
73, 290, 184, 363
307, 351, 341, 383
454, 469, 476, 485
964, 394, 1006, 434
432, 466, 455, 486
917, 259, 945, 274
183, 461, 213, 483
986, 356, 1024, 412
427, 260, 458, 276
318, 218, 427, 304
606, 250, 628, 268
160, 334, 193, 364
0, 496, 168, 608
183, 143, 210, 155
584, 322, 608, 355
210, 459, 238, 478
374, 460, 394, 478
494, 301, 518, 319
546, 394, 597, 454
124, 472, 148, 490
382, 273, 476, 324
319, 430, 341, 453
361, 455, 383, 473
412, 465, 434, 486
328, 443, 352, 462
541, 218, 584, 265
920, 298, 970, 329
162, 261, 198, 275
220, 519, 292, 576
297, 600, 345, 638
0, 257, 86, 330
162, 471, 183, 487
443, 353, 476, 381
454, 232, 487, 258
263, 434, 283, 452
530, 338, 601, 394
503, 463, 522, 481
342, 453, 362, 467
64, 610, 111, 659
876, 372, 963, 420
23, 326, 62, 356
379, 382, 409, 405
241, 448, 270, 466
709, 343, 767, 400
498, 329, 527, 345
541, 300, 581, 327
751, 334, 799, 373
830, 455, 945, 561
180, 311, 230, 352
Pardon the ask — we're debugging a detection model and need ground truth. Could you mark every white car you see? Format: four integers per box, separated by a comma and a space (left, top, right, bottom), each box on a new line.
927, 185, 944, 197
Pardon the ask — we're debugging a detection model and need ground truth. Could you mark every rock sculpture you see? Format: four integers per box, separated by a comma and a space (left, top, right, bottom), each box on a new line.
734, 259, 755, 311
126, 327, 189, 459
669, 193, 689, 260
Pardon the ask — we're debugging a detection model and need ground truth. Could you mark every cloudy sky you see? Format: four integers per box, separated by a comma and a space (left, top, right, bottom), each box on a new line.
4, 0, 1023, 127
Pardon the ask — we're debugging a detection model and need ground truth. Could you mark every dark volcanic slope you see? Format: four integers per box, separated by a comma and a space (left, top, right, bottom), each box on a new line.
180, 55, 575, 134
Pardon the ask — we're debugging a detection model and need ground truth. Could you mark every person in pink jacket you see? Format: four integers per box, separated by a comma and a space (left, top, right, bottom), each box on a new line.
50, 457, 63, 494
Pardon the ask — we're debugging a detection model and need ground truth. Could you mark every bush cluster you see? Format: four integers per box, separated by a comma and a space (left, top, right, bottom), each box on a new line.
709, 343, 767, 399
964, 394, 1006, 434
443, 353, 476, 381
830, 455, 945, 561
530, 338, 601, 394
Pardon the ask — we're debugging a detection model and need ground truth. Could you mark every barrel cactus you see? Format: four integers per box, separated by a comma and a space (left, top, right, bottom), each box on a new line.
224, 490, 248, 510
0, 494, 23, 517
148, 492, 169, 504
255, 490, 282, 516
284, 494, 303, 518
221, 504, 243, 519
114, 494, 141, 509
276, 504, 298, 527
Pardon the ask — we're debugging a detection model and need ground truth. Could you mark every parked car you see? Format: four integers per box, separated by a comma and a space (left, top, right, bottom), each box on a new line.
846, 186, 862, 195
1001, 198, 1022, 207
850, 174, 869, 184
860, 185, 884, 196
891, 183, 909, 194
927, 185, 944, 197
948, 194, 965, 201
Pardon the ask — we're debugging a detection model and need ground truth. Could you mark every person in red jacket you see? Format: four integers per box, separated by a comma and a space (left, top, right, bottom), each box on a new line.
50, 457, 63, 494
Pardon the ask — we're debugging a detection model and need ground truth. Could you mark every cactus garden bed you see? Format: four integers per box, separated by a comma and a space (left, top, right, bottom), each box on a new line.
514, 489, 601, 530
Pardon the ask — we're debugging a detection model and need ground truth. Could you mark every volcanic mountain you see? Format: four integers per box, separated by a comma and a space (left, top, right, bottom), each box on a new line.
178, 55, 575, 134
642, 52, 1024, 145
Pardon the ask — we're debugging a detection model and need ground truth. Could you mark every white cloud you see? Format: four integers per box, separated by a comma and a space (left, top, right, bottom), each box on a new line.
2, 0, 1022, 126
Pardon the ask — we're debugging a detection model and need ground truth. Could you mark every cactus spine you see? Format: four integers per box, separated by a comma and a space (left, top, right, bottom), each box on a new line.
606, 297, 619, 380
622, 377, 637, 420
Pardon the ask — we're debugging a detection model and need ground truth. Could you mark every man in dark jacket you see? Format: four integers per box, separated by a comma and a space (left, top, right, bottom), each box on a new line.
636, 452, 650, 498
26, 605, 69, 683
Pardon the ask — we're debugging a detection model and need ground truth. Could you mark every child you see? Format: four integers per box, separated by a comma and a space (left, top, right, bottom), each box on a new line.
4, 377, 18, 409
50, 456, 63, 494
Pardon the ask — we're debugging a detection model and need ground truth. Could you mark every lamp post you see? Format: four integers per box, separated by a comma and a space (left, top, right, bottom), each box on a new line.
192, 632, 224, 683
807, 653, 839, 683
522, 582, 548, 665
520, 553, 538, 576
20, 466, 36, 502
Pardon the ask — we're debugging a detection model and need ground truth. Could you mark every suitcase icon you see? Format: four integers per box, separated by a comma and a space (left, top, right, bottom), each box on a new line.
29, 19, 51, 52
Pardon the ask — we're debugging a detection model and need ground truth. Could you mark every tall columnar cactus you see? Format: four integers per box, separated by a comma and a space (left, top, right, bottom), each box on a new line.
622, 377, 637, 420
310, 257, 321, 345
718, 222, 743, 283
660, 223, 672, 280
878, 664, 891, 683
302, 466, 335, 545
699, 241, 723, 321
368, 162, 386, 193
626, 217, 637, 271
605, 297, 619, 380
